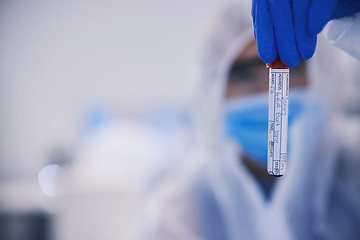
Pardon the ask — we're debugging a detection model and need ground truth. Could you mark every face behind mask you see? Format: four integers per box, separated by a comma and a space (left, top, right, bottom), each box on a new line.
224, 89, 306, 167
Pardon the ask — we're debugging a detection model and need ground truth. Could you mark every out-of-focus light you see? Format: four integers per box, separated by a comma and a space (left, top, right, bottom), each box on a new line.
38, 164, 61, 197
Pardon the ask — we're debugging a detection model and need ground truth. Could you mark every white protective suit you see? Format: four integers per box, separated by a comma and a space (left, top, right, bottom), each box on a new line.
325, 12, 360, 61
138, 1, 360, 240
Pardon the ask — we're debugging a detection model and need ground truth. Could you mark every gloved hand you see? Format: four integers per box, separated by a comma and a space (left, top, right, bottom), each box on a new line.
252, 0, 360, 68
332, 0, 360, 19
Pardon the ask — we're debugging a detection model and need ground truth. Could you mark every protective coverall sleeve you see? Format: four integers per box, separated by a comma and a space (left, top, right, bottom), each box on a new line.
325, 12, 360, 61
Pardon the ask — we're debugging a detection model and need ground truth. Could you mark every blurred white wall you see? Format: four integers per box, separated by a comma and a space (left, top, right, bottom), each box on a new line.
0, 0, 224, 181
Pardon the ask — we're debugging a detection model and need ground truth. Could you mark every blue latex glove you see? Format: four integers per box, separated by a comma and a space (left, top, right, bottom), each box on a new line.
252, 0, 360, 68
332, 0, 360, 19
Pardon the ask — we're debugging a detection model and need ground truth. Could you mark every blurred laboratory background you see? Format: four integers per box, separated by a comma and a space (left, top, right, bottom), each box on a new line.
0, 0, 359, 240
0, 0, 210, 239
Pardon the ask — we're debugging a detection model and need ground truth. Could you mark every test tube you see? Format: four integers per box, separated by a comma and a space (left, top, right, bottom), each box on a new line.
266, 57, 289, 176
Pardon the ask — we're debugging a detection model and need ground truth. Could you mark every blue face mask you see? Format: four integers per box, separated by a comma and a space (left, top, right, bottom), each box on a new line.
224, 89, 305, 167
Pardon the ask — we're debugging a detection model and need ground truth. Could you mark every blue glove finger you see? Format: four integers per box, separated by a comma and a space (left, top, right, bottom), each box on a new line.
268, 0, 301, 68
308, 0, 337, 36
292, 0, 317, 60
332, 0, 360, 19
252, 0, 277, 64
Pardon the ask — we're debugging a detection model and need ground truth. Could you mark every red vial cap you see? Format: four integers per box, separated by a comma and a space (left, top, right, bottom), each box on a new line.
266, 56, 289, 69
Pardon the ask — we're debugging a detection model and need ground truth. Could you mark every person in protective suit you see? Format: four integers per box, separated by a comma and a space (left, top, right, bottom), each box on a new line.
137, 1, 360, 239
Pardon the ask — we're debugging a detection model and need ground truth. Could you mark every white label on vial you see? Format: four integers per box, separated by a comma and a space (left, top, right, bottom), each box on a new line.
267, 68, 289, 176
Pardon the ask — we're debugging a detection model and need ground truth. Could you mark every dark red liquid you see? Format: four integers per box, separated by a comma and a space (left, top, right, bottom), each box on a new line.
266, 56, 289, 69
